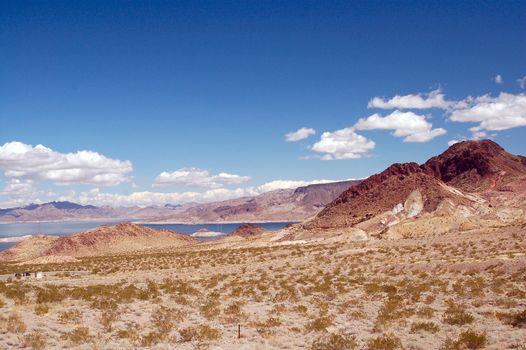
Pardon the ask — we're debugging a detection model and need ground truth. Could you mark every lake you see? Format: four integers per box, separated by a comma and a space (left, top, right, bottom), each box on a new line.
0, 221, 294, 251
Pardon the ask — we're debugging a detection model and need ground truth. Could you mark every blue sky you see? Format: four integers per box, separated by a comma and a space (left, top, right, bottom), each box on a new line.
1, 1, 525, 207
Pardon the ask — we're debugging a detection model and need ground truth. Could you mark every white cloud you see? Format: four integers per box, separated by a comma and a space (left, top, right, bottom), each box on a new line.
0, 179, 38, 208
0, 141, 133, 186
68, 187, 260, 207
285, 127, 316, 142
494, 74, 503, 84
153, 168, 250, 188
355, 111, 447, 143
449, 92, 526, 133
310, 128, 375, 160
0, 179, 55, 208
255, 179, 342, 193
447, 139, 462, 147
518, 76, 526, 89
368, 89, 452, 110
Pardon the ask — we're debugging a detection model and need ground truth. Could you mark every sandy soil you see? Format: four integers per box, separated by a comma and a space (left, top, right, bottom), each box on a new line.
0, 225, 525, 349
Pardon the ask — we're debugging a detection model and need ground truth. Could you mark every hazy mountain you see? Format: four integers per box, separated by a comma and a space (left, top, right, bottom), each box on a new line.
0, 180, 359, 223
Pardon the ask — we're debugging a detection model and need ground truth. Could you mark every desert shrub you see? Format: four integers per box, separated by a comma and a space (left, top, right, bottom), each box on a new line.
24, 330, 47, 350
179, 325, 221, 342
179, 327, 197, 342
224, 302, 247, 323
151, 306, 183, 335
100, 309, 119, 332
60, 326, 93, 346
6, 313, 26, 333
34, 304, 49, 315
36, 285, 66, 304
0, 282, 28, 304
367, 333, 403, 350
416, 306, 435, 318
196, 324, 222, 341
443, 302, 474, 325
310, 333, 358, 350
59, 309, 82, 324
373, 295, 413, 331
140, 332, 161, 347
294, 304, 309, 315
200, 300, 220, 320
253, 317, 282, 337
305, 316, 333, 332
441, 329, 487, 350
410, 321, 440, 334
116, 322, 140, 343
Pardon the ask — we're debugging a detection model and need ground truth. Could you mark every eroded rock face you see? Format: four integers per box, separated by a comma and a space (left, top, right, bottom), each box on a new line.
349, 228, 368, 241
404, 190, 423, 218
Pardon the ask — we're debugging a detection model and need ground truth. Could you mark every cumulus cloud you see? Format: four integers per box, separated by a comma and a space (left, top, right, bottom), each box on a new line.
447, 139, 462, 147
355, 111, 447, 143
310, 128, 375, 160
368, 89, 452, 110
66, 187, 259, 207
0, 141, 133, 186
285, 127, 316, 142
255, 179, 343, 193
494, 74, 503, 84
518, 76, 526, 89
0, 179, 55, 208
449, 92, 526, 133
153, 168, 250, 188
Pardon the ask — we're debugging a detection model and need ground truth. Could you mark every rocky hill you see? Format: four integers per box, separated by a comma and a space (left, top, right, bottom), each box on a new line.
0, 223, 195, 261
227, 223, 268, 238
300, 140, 526, 234
423, 139, 526, 192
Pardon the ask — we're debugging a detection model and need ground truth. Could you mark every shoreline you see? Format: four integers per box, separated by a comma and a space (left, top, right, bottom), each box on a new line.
136, 220, 300, 225
0, 219, 299, 225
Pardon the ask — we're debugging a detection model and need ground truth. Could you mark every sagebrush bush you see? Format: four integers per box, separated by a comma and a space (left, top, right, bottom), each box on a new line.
305, 316, 333, 332
6, 313, 26, 333
60, 326, 93, 346
310, 333, 358, 350
443, 302, 474, 325
367, 333, 403, 350
24, 330, 47, 350
410, 321, 440, 334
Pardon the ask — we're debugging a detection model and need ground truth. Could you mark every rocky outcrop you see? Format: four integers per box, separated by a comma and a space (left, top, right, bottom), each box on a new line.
423, 139, 526, 192
228, 223, 267, 238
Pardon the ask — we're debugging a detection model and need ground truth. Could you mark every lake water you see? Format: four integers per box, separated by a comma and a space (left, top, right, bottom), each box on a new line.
0, 221, 293, 251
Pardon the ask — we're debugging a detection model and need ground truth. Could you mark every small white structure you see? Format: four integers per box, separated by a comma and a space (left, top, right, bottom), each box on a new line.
34, 272, 43, 279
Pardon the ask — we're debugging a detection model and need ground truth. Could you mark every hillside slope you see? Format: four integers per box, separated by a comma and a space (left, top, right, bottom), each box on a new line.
0, 223, 195, 261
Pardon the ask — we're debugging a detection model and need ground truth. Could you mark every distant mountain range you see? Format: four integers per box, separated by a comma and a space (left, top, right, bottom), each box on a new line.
0, 180, 360, 223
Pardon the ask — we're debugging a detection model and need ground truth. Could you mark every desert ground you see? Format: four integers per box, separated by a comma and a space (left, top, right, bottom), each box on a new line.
0, 225, 525, 350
